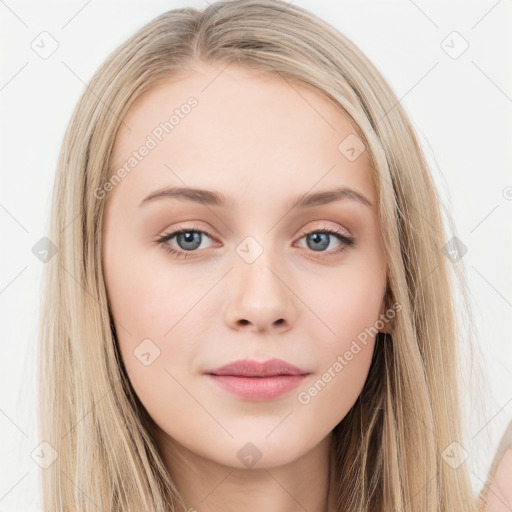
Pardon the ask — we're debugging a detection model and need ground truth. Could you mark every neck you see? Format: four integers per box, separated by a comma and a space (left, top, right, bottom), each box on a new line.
154, 428, 336, 512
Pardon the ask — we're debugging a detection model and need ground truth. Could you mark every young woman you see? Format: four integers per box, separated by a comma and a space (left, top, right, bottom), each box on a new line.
38, 1, 506, 510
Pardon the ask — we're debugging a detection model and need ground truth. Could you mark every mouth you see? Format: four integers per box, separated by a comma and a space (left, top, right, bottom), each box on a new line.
206, 374, 308, 401
204, 358, 310, 401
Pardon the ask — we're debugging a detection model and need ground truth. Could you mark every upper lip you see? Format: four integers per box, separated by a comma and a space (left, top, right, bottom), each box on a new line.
205, 358, 309, 377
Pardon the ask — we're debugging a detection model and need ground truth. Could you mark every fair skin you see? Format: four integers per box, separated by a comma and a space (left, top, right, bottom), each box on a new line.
483, 450, 512, 511
479, 422, 512, 512
102, 62, 391, 512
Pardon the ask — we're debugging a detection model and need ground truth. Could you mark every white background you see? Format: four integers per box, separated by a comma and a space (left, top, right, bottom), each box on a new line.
1, 0, 511, 509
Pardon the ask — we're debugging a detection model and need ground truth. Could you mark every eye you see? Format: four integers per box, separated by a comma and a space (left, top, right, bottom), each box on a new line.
155, 225, 355, 260
295, 226, 355, 260
154, 227, 217, 259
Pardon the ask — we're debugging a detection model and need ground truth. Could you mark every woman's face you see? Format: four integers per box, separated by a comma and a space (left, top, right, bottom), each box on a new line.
102, 62, 389, 470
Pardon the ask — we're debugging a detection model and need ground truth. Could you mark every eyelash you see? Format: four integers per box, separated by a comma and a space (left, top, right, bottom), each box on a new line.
155, 226, 355, 260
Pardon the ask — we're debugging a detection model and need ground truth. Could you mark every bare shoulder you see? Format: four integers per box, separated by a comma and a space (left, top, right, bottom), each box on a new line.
477, 420, 512, 512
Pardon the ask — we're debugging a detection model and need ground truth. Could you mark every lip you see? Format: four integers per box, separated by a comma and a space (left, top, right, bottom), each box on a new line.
205, 358, 309, 377
204, 358, 310, 401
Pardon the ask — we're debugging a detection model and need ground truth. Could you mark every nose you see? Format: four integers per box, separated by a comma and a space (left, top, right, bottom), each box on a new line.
223, 252, 297, 334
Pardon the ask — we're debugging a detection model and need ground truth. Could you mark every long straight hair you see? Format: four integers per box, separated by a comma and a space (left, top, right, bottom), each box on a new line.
38, 1, 485, 510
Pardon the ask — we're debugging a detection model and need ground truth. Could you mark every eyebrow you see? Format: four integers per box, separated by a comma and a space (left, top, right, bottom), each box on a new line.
139, 186, 373, 209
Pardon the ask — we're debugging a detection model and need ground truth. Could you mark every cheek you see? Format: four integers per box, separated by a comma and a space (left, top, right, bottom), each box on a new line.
103, 246, 224, 413
105, 243, 211, 342
303, 255, 385, 346
295, 301, 379, 435
295, 336, 376, 440
295, 257, 384, 419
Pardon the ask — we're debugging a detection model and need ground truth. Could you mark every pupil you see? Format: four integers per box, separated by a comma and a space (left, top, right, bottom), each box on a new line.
308, 233, 329, 251
178, 231, 201, 250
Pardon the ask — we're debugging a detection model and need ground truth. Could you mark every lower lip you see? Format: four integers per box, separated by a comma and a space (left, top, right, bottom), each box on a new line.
206, 374, 308, 401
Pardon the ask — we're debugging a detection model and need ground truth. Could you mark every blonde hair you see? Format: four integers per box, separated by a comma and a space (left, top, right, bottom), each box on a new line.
38, 0, 486, 510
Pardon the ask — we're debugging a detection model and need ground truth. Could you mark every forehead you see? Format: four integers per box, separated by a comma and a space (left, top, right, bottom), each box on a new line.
108, 63, 376, 208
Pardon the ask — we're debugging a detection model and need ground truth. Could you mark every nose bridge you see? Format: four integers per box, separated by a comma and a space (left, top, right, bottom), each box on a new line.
235, 233, 285, 297
224, 233, 294, 332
